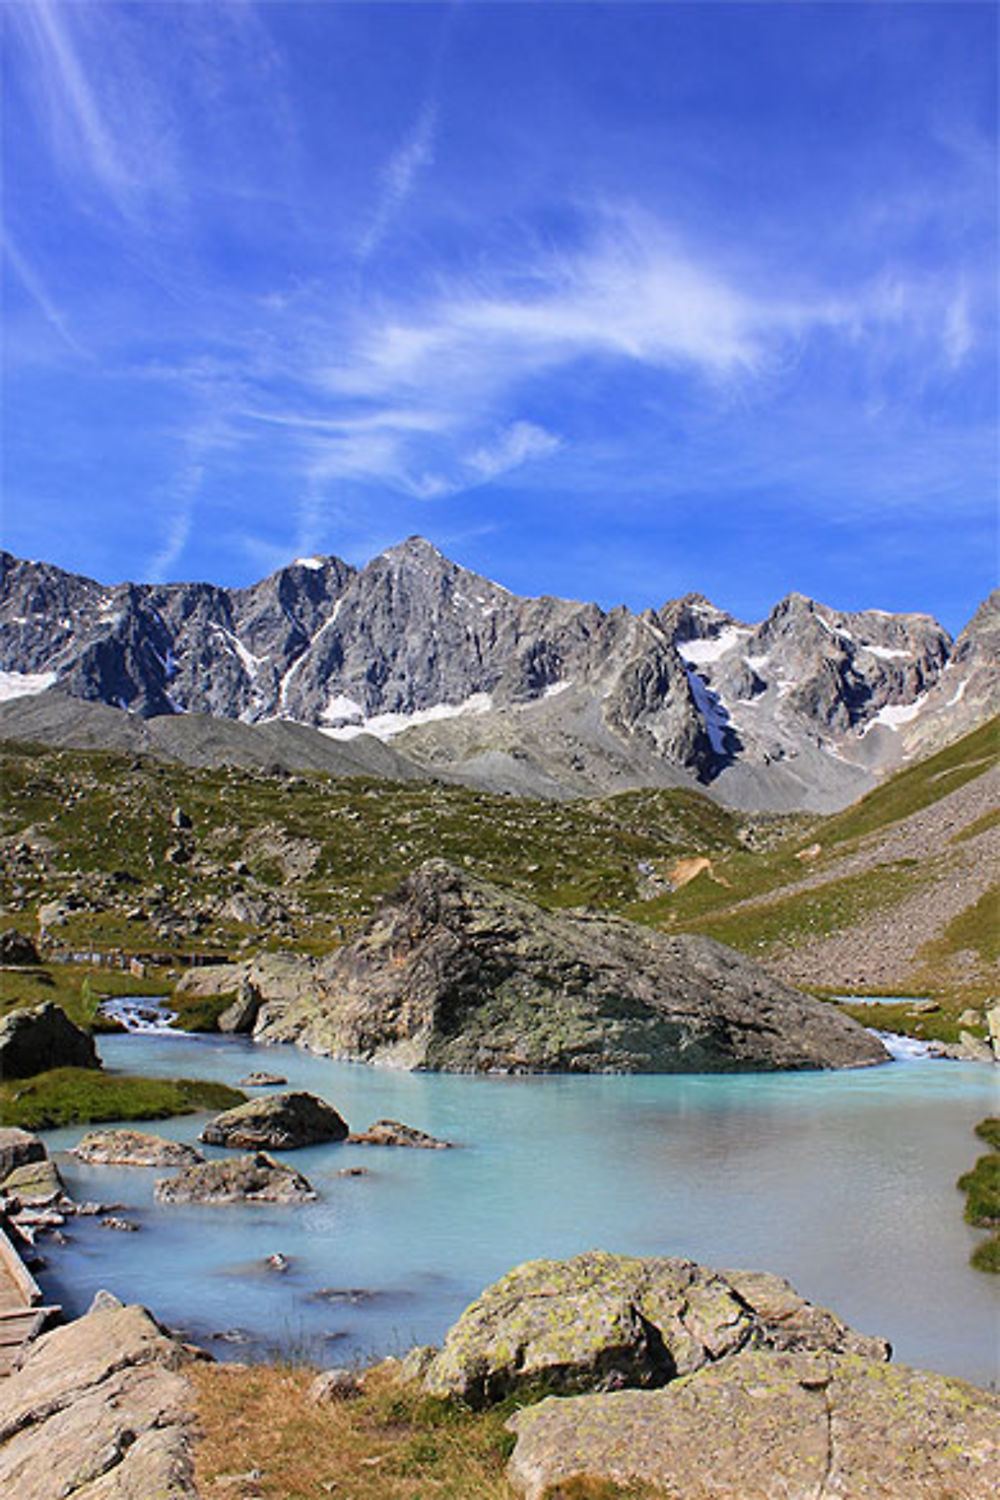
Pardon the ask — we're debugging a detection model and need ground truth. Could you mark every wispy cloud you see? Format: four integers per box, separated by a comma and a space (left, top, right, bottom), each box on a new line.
1, 231, 88, 356
359, 100, 438, 262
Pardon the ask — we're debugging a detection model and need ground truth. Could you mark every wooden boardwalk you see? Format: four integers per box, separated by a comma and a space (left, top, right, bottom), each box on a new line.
0, 1224, 58, 1377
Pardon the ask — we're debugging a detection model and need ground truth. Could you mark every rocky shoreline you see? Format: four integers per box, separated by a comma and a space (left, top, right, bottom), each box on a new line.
1, 1250, 997, 1499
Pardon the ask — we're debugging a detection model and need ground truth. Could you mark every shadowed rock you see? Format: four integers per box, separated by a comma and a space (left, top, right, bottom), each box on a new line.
0, 1001, 99, 1078
199, 1091, 349, 1150
255, 861, 889, 1074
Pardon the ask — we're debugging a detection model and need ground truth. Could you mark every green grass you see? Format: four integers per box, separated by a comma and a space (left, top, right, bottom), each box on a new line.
0, 1067, 245, 1129
0, 963, 173, 1031
915, 886, 1000, 968
959, 1119, 1000, 1274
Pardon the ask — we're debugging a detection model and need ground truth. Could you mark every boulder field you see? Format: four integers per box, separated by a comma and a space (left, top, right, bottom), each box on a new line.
185, 860, 888, 1073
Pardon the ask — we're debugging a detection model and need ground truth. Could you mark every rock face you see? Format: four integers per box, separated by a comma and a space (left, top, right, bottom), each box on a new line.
0, 1295, 203, 1500
254, 861, 888, 1074
199, 1091, 349, 1150
506, 1349, 1000, 1500
72, 1129, 204, 1167
421, 1251, 890, 1406
2, 541, 993, 811
0, 1127, 46, 1183
154, 1151, 316, 1204
0, 1001, 99, 1078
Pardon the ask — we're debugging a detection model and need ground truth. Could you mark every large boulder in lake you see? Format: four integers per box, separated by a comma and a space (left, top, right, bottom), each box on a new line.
253, 860, 888, 1073
0, 1001, 99, 1078
199, 1091, 349, 1150
421, 1250, 889, 1407
506, 1349, 1000, 1500
154, 1152, 316, 1204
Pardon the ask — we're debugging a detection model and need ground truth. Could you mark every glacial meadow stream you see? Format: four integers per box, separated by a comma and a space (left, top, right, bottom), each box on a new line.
36, 1024, 999, 1387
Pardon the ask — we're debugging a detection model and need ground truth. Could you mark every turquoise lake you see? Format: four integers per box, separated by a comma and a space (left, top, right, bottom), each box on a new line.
37, 1030, 999, 1386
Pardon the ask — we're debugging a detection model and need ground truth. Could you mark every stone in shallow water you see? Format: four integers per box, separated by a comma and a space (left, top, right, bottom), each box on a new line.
348, 1119, 452, 1149
73, 1129, 204, 1167
154, 1152, 316, 1205
199, 1090, 349, 1150
0, 1126, 46, 1183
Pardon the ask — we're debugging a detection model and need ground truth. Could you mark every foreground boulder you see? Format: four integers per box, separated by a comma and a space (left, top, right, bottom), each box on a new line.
0, 1294, 203, 1499
0, 1158, 64, 1206
0, 1001, 99, 1078
155, 1151, 316, 1204
72, 1129, 204, 1167
506, 1349, 1000, 1500
421, 1251, 889, 1406
253, 861, 888, 1072
199, 1091, 349, 1150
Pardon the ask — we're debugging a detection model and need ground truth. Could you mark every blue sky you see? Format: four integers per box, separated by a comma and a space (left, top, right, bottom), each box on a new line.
2, 1, 996, 633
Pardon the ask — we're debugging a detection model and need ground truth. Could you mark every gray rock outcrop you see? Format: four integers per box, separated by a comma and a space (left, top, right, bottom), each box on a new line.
0, 1001, 100, 1078
154, 1151, 316, 1204
0, 1296, 203, 1499
506, 1348, 1000, 1500
72, 1130, 204, 1167
254, 861, 889, 1073
198, 1091, 349, 1150
0, 1127, 46, 1183
421, 1250, 889, 1406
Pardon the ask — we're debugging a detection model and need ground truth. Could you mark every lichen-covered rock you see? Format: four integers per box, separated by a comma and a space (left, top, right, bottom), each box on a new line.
0, 1126, 46, 1183
0, 1001, 99, 1078
421, 1251, 888, 1407
199, 1091, 349, 1150
506, 1349, 1000, 1500
217, 979, 262, 1034
254, 861, 889, 1074
154, 1151, 316, 1204
72, 1130, 204, 1168
0, 1157, 64, 1206
348, 1119, 452, 1149
0, 1299, 204, 1499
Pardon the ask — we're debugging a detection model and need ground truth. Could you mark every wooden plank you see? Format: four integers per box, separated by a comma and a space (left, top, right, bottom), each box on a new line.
0, 1225, 42, 1306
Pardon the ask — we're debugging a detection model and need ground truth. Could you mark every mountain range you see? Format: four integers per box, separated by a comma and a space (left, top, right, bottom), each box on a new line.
0, 540, 996, 811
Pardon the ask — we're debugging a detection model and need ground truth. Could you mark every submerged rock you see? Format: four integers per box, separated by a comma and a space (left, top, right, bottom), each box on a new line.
506, 1350, 1000, 1500
254, 860, 889, 1073
199, 1091, 349, 1150
72, 1129, 204, 1167
421, 1250, 889, 1407
348, 1119, 452, 1149
154, 1151, 316, 1204
0, 1001, 99, 1078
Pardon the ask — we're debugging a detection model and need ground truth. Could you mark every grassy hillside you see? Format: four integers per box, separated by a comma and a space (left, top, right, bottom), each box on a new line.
1, 719, 995, 1039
